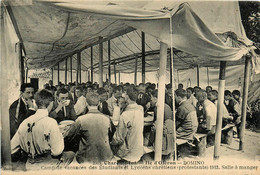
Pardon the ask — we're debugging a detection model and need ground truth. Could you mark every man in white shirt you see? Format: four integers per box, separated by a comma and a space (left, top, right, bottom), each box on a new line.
11, 89, 64, 170
106, 86, 122, 116
74, 86, 87, 116
111, 86, 144, 163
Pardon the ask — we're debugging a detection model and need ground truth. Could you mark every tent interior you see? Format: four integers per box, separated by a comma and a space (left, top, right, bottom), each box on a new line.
1, 0, 260, 165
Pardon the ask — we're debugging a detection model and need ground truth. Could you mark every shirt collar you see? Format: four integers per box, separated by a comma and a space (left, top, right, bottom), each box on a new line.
88, 106, 99, 112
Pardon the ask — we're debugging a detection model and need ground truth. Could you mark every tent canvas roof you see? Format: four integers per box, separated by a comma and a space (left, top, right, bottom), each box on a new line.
5, 0, 254, 73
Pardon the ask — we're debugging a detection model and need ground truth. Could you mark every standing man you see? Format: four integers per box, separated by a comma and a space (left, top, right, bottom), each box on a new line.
9, 83, 37, 139
175, 89, 198, 140
64, 92, 113, 163
111, 86, 144, 163
11, 89, 64, 170
49, 88, 77, 123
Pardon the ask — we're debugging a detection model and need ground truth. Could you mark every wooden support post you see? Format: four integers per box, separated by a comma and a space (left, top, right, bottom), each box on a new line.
154, 42, 168, 161
91, 47, 93, 83
108, 40, 111, 84
239, 55, 251, 151
25, 67, 28, 83
170, 50, 177, 160
99, 39, 103, 87
70, 56, 72, 83
118, 72, 120, 84
65, 57, 67, 84
88, 70, 90, 82
214, 61, 226, 160
207, 67, 210, 86
114, 60, 117, 84
170, 51, 173, 86
57, 63, 60, 84
18, 42, 24, 84
142, 32, 145, 84
77, 52, 81, 84
197, 65, 200, 87
134, 57, 138, 85
51, 67, 53, 83
1, 7, 12, 169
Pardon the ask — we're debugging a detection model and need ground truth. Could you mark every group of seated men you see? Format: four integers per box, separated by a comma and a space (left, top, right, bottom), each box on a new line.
9, 80, 242, 170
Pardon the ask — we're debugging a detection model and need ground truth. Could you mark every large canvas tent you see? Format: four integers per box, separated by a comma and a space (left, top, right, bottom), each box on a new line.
1, 0, 259, 168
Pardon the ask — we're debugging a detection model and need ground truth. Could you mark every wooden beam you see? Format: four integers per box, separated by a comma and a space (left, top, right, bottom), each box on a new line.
170, 51, 173, 86
154, 42, 168, 161
91, 47, 93, 82
114, 60, 117, 84
214, 61, 226, 160
18, 42, 25, 84
239, 55, 251, 151
118, 71, 120, 84
51, 67, 53, 83
57, 63, 60, 84
65, 57, 67, 84
99, 38, 103, 87
76, 52, 81, 85
108, 40, 111, 84
70, 56, 72, 83
142, 32, 145, 84
197, 65, 200, 86
134, 57, 138, 85
79, 52, 81, 83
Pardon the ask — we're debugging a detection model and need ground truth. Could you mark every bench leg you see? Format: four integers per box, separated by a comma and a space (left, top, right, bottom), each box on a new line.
197, 137, 206, 157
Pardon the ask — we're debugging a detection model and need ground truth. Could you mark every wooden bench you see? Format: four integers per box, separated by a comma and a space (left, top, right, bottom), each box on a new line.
221, 123, 235, 145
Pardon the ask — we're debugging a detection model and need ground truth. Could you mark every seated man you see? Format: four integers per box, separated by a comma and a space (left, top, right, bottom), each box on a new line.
149, 89, 174, 156
208, 90, 232, 126
106, 85, 122, 116
196, 89, 217, 134
11, 89, 64, 170
9, 83, 37, 139
175, 89, 198, 140
64, 92, 113, 163
49, 88, 77, 123
74, 86, 88, 116
97, 87, 110, 116
224, 90, 241, 137
110, 86, 144, 163
136, 83, 151, 114
186, 87, 197, 107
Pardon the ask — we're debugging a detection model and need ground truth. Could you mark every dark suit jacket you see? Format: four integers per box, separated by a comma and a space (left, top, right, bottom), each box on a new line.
98, 101, 110, 116
9, 98, 36, 139
49, 101, 77, 123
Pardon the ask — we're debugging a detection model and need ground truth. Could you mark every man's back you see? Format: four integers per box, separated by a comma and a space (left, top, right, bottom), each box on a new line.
176, 101, 198, 139
67, 108, 113, 163
112, 103, 144, 162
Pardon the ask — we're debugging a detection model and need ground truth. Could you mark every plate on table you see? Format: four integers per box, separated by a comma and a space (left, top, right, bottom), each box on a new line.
59, 120, 74, 126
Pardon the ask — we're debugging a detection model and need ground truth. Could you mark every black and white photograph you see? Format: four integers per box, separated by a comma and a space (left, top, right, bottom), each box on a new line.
1, 0, 259, 175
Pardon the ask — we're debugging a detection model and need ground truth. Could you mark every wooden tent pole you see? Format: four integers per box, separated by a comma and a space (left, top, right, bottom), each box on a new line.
99, 38, 103, 87
207, 67, 210, 86
214, 61, 226, 160
57, 63, 60, 84
134, 57, 138, 85
51, 67, 53, 83
78, 52, 81, 84
18, 42, 24, 84
108, 40, 111, 84
76, 53, 79, 85
25, 67, 28, 83
239, 55, 251, 151
154, 42, 168, 161
1, 6, 12, 169
70, 56, 72, 83
142, 32, 145, 84
114, 60, 117, 84
65, 57, 67, 84
197, 65, 200, 87
170, 51, 173, 86
118, 71, 120, 84
91, 46, 93, 83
